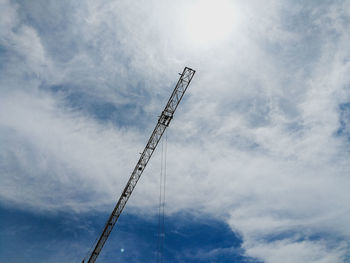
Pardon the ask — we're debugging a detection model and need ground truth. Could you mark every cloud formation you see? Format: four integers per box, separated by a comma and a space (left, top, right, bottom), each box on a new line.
1, 0, 350, 262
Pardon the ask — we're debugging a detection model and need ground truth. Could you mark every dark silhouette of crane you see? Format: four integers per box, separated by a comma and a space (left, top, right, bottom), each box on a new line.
82, 67, 196, 263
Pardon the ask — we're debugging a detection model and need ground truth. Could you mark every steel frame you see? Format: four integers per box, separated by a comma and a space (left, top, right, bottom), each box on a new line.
85, 67, 195, 263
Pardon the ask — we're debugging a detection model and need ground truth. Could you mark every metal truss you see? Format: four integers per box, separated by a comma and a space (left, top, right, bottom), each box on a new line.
85, 67, 195, 263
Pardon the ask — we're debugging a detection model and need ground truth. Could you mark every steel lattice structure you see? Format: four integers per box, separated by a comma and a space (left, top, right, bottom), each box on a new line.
84, 67, 195, 263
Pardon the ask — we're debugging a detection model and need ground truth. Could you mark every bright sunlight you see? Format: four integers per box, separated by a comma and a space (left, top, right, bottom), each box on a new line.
184, 0, 236, 47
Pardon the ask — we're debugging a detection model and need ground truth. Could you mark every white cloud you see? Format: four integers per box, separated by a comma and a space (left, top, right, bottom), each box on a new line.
245, 239, 348, 263
0, 88, 145, 211
1, 0, 350, 262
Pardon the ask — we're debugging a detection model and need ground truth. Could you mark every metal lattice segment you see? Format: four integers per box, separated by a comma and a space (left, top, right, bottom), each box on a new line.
85, 67, 195, 263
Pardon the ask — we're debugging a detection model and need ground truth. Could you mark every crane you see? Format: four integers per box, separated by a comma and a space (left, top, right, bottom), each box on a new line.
83, 67, 196, 263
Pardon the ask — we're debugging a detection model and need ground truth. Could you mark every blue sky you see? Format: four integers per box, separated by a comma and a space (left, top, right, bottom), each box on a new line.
0, 203, 261, 262
1, 0, 350, 262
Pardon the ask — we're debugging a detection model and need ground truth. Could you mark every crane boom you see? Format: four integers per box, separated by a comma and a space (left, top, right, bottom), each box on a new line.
84, 67, 195, 263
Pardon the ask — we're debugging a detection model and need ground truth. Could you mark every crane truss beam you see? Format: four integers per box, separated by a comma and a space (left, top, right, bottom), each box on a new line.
86, 67, 195, 263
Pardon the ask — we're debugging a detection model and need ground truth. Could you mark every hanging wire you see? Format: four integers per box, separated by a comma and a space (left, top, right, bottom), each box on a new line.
161, 130, 167, 263
156, 134, 164, 263
156, 130, 167, 263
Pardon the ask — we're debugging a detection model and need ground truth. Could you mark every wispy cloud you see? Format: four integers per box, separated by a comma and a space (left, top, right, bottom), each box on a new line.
1, 0, 350, 262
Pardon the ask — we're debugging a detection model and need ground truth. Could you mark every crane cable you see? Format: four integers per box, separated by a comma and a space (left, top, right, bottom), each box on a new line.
156, 130, 167, 263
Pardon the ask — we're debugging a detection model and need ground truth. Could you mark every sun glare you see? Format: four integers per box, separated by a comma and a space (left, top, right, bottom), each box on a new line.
184, 0, 236, 47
